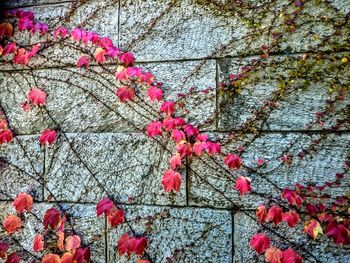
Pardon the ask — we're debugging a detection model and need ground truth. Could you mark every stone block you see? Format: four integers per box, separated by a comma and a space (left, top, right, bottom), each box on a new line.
218, 53, 350, 131
108, 205, 232, 263
44, 133, 187, 205
189, 133, 350, 208
119, 0, 350, 61
0, 135, 43, 200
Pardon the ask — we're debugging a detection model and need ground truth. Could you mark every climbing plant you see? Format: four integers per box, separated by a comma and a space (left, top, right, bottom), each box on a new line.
0, 1, 349, 263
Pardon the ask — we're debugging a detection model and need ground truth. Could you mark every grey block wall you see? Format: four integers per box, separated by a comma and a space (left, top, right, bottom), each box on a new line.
0, 0, 350, 262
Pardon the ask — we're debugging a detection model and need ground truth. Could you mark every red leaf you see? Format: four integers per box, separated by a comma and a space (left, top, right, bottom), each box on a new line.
41, 254, 61, 263
256, 205, 267, 224
76, 56, 90, 68
5, 252, 20, 263
250, 233, 270, 255
235, 176, 251, 195
33, 234, 44, 252
224, 154, 242, 169
96, 198, 114, 217
39, 129, 57, 145
282, 189, 302, 207
117, 233, 147, 256
74, 247, 90, 263
3, 215, 22, 235
43, 208, 60, 230
146, 121, 163, 138
266, 206, 283, 225
65, 235, 81, 251
119, 52, 135, 66
147, 86, 163, 102
13, 192, 33, 213
265, 246, 283, 263
325, 221, 350, 245
169, 154, 182, 170
162, 170, 182, 192
282, 248, 302, 263
0, 242, 9, 259
0, 130, 13, 144
107, 207, 125, 227
282, 210, 299, 227
136, 260, 150, 263
133, 236, 148, 256
27, 88, 47, 106
159, 101, 175, 116
116, 86, 135, 103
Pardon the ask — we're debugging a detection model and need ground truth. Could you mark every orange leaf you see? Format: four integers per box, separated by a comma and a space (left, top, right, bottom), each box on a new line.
41, 253, 61, 263
65, 235, 81, 251
13, 193, 33, 213
3, 215, 22, 235
0, 22, 13, 37
57, 231, 65, 252
265, 246, 283, 263
61, 252, 74, 263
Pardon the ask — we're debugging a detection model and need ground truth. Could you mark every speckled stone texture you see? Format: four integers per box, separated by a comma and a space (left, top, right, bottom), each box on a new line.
0, 0, 350, 262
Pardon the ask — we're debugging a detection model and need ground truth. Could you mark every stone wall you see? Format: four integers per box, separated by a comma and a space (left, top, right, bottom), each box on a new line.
0, 0, 349, 262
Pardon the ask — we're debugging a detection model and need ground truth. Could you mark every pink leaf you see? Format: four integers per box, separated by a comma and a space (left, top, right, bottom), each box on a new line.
27, 88, 47, 106
146, 121, 163, 138
250, 233, 270, 255
235, 176, 251, 195
147, 86, 163, 102
39, 129, 57, 145
76, 56, 90, 68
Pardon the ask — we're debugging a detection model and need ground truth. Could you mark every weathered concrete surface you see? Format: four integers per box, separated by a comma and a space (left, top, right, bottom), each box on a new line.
119, 0, 350, 62
0, 136, 43, 200
44, 133, 186, 205
0, 60, 215, 134
218, 53, 350, 131
108, 205, 232, 263
0, 202, 105, 262
189, 133, 350, 209
234, 212, 350, 263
